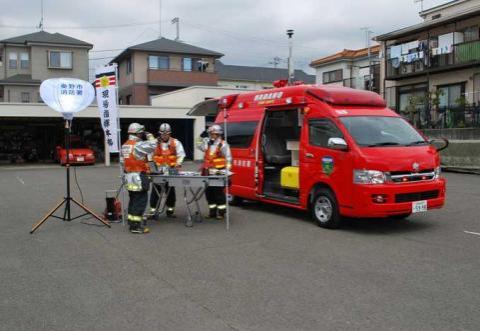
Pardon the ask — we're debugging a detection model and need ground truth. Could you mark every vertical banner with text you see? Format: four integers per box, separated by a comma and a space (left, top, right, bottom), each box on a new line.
95, 64, 119, 153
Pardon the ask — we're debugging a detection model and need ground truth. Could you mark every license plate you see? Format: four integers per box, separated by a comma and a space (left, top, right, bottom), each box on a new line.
77, 157, 84, 162
412, 200, 427, 213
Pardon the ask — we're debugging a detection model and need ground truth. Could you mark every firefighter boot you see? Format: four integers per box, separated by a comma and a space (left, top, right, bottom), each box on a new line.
166, 207, 176, 218
147, 207, 159, 221
217, 205, 226, 220
129, 221, 150, 234
206, 205, 217, 219
131, 224, 150, 234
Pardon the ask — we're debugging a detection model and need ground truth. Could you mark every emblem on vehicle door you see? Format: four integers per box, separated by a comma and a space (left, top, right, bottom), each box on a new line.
322, 156, 334, 176
412, 162, 420, 173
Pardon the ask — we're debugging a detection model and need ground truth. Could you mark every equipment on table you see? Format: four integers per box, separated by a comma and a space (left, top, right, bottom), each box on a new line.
149, 171, 230, 228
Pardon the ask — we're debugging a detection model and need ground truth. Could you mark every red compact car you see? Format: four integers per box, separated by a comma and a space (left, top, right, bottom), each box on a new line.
56, 138, 95, 165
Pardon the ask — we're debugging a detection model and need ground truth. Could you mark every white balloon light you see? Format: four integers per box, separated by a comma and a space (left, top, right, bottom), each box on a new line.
40, 78, 95, 120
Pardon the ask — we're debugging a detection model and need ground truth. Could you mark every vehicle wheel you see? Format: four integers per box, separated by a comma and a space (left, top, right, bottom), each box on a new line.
390, 213, 411, 220
311, 188, 341, 229
228, 194, 243, 206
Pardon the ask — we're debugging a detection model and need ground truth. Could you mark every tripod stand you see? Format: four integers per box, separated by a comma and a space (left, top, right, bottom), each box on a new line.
30, 119, 111, 234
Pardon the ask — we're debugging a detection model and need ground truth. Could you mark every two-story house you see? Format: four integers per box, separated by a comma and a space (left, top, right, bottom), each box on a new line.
216, 61, 315, 90
111, 37, 223, 105
375, 0, 480, 128
0, 31, 92, 103
309, 46, 380, 93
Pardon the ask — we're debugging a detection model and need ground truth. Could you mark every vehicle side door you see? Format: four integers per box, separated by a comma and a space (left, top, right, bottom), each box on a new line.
300, 118, 353, 208
228, 121, 259, 198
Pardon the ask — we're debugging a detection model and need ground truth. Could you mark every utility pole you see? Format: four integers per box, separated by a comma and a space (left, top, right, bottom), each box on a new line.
38, 0, 44, 31
269, 56, 281, 68
414, 0, 424, 12
172, 17, 180, 41
158, 0, 162, 38
361, 27, 373, 91
286, 29, 294, 84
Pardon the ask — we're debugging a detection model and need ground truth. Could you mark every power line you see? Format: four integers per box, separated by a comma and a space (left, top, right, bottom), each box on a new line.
0, 19, 169, 30
90, 48, 124, 53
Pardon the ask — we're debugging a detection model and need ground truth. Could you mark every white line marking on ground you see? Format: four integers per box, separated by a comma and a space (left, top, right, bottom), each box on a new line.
16, 176, 25, 185
464, 231, 480, 236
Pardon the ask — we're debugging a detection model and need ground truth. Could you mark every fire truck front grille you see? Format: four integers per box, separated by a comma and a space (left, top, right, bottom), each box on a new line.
388, 169, 435, 183
395, 190, 439, 203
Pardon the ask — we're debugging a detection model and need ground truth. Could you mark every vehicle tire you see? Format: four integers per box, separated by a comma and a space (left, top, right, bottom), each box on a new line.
390, 213, 411, 220
311, 188, 341, 229
228, 194, 243, 206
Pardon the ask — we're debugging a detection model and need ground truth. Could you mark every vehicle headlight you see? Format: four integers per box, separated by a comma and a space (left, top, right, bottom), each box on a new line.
354, 170, 386, 184
434, 166, 441, 179
87, 153, 94, 157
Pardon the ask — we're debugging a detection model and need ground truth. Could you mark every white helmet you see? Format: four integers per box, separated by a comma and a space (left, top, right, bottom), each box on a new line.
128, 123, 145, 134
208, 124, 223, 135
159, 123, 171, 134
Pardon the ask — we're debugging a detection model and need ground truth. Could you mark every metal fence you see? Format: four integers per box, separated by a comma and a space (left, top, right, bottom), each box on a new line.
399, 105, 480, 129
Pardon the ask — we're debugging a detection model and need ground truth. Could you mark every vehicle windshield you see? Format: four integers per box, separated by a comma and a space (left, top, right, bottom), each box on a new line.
339, 116, 426, 147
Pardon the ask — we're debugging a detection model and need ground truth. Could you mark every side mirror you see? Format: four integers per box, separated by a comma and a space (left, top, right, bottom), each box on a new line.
328, 137, 348, 151
429, 138, 449, 152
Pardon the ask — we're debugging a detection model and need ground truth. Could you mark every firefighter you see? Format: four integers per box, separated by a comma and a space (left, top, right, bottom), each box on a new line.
121, 123, 157, 234
197, 124, 232, 219
149, 123, 186, 218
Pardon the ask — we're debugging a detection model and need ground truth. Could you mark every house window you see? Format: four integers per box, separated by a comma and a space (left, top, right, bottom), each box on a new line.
322, 69, 343, 84
398, 83, 428, 113
21, 92, 30, 103
463, 26, 479, 42
126, 57, 132, 74
437, 83, 465, 111
182, 57, 192, 71
20, 52, 29, 69
195, 59, 208, 72
126, 95, 132, 105
9, 52, 17, 69
48, 51, 72, 69
148, 55, 169, 70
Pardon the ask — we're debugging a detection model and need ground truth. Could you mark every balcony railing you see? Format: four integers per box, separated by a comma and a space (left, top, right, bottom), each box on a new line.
342, 76, 380, 94
398, 105, 480, 129
147, 69, 218, 86
386, 40, 480, 79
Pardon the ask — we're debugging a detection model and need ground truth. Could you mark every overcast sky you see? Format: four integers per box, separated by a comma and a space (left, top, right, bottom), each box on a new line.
0, 0, 450, 75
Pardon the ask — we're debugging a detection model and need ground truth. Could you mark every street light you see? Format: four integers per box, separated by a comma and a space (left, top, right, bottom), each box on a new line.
286, 29, 294, 85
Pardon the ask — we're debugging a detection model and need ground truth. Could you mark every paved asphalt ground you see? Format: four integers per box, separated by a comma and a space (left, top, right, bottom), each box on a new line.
0, 163, 479, 331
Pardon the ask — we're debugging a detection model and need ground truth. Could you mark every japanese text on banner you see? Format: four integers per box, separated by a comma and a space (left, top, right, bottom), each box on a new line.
95, 65, 119, 153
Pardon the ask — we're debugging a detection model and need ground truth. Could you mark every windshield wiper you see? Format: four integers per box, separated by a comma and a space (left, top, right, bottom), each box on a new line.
367, 142, 402, 147
407, 140, 427, 146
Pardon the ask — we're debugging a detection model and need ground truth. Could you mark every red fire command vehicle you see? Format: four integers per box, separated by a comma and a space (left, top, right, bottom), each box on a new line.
191, 84, 446, 228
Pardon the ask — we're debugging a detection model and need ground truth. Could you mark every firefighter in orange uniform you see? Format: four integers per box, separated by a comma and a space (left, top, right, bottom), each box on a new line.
197, 124, 232, 219
121, 123, 157, 234
149, 123, 186, 218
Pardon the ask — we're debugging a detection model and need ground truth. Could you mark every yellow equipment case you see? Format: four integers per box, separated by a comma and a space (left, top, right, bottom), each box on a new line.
280, 166, 299, 189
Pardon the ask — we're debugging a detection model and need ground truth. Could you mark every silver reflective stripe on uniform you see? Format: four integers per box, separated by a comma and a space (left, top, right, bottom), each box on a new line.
125, 173, 143, 191
217, 205, 226, 210
209, 204, 217, 209
174, 138, 186, 165
133, 139, 157, 160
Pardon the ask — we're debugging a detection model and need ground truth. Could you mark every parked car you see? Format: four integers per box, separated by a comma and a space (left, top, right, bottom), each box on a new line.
55, 138, 95, 165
